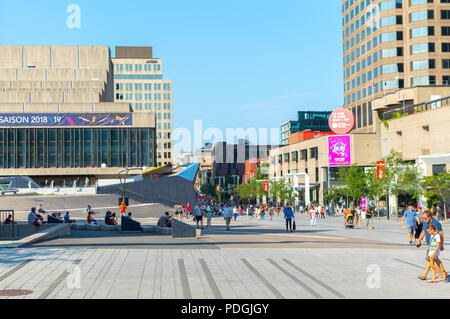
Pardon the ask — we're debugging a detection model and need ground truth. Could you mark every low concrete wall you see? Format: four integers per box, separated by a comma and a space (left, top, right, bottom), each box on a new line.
97, 175, 197, 208
0, 223, 58, 240
171, 219, 201, 239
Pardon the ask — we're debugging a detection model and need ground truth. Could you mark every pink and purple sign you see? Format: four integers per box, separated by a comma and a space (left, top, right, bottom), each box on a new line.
328, 135, 351, 167
360, 196, 367, 211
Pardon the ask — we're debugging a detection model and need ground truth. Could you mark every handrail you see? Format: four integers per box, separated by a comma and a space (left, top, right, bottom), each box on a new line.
383, 95, 450, 121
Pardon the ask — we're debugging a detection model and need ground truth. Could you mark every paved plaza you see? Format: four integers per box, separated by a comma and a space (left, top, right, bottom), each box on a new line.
0, 211, 449, 299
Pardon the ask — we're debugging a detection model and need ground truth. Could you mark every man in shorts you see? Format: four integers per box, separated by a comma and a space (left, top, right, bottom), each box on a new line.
194, 202, 204, 230
366, 206, 374, 229
402, 205, 420, 244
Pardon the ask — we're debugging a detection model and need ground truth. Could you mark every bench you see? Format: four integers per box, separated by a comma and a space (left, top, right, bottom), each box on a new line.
121, 216, 141, 232
101, 224, 120, 231
47, 215, 63, 224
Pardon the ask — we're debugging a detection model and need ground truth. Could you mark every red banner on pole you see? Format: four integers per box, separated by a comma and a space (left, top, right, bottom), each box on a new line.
377, 161, 385, 180
263, 181, 269, 192
216, 184, 220, 191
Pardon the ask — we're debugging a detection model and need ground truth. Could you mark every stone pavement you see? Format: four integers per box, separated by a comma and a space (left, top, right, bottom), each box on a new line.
0, 246, 449, 299
1, 211, 449, 299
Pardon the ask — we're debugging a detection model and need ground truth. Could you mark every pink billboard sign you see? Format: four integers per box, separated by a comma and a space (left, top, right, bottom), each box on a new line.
360, 196, 367, 211
328, 135, 351, 166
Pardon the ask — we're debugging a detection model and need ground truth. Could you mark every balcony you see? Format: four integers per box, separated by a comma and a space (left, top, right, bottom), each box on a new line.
383, 95, 450, 121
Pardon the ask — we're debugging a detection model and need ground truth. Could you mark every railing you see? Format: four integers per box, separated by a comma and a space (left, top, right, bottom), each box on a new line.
0, 210, 15, 241
383, 95, 450, 121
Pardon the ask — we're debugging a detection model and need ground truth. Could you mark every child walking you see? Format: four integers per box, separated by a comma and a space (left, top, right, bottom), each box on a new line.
424, 225, 448, 283
206, 211, 212, 230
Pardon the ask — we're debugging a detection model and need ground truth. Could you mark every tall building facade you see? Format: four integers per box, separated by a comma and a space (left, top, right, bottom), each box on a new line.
0, 45, 156, 184
112, 47, 173, 166
342, 0, 450, 133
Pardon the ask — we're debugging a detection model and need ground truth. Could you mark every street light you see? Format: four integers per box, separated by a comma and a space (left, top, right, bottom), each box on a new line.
118, 166, 147, 204
372, 136, 389, 220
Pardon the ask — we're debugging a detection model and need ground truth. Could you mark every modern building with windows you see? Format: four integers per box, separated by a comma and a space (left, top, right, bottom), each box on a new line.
112, 47, 173, 167
0, 45, 156, 184
342, 0, 450, 133
281, 111, 332, 145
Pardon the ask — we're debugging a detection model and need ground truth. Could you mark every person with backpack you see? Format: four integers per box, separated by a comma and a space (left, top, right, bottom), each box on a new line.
284, 203, 294, 232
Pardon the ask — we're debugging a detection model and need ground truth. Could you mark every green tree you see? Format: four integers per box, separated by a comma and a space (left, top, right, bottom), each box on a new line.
386, 151, 424, 217
336, 164, 368, 207
422, 171, 450, 220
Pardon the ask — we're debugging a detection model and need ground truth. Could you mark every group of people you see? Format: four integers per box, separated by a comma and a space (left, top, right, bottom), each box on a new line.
403, 206, 449, 284
343, 205, 375, 229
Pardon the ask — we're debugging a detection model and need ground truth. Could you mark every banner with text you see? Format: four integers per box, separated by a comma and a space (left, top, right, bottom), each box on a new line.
0, 113, 133, 127
328, 135, 351, 167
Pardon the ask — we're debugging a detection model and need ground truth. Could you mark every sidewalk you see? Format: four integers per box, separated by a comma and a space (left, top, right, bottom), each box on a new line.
231, 214, 450, 246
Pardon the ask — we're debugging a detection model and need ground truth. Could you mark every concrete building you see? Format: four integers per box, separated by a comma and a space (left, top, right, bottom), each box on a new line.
342, 0, 450, 133
212, 140, 276, 187
269, 133, 380, 205
112, 47, 173, 167
0, 45, 156, 184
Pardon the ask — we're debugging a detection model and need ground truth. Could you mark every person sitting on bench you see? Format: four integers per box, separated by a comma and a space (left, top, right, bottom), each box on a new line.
124, 212, 133, 219
104, 211, 112, 224
28, 207, 41, 231
157, 212, 172, 228
108, 213, 118, 225
87, 212, 97, 225
64, 211, 74, 223
4, 214, 16, 225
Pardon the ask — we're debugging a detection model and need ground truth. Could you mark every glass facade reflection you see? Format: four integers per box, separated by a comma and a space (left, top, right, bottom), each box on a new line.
0, 128, 155, 169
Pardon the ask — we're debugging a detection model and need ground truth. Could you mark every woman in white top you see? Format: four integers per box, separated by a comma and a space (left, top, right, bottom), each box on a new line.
310, 206, 317, 227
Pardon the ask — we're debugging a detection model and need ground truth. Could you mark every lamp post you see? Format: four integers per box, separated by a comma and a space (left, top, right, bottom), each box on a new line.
372, 136, 389, 220
118, 166, 147, 204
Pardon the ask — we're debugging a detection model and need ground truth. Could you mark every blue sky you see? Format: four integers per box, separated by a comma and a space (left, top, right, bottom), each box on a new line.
0, 0, 344, 148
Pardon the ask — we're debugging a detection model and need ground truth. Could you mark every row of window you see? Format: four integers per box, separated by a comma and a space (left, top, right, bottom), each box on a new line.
351, 102, 374, 129
115, 93, 171, 101
345, 59, 450, 93
345, 25, 450, 58
115, 83, 171, 91
0, 128, 155, 169
344, 76, 450, 104
115, 63, 161, 72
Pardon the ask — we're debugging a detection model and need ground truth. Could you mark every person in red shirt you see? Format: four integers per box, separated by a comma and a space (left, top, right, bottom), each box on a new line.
185, 203, 191, 219
87, 212, 97, 225
119, 202, 127, 216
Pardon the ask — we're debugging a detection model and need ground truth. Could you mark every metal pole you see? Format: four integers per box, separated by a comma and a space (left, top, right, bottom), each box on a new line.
12, 210, 15, 241
384, 138, 389, 220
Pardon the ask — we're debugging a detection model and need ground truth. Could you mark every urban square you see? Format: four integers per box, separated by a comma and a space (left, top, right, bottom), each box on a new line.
0, 0, 449, 306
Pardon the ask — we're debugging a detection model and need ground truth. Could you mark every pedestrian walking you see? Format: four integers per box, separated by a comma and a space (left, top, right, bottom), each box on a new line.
233, 205, 238, 221
194, 202, 204, 229
416, 210, 447, 282
415, 206, 424, 243
310, 205, 317, 227
223, 203, 233, 231
402, 205, 420, 244
284, 203, 294, 232
421, 225, 447, 283
365, 206, 374, 229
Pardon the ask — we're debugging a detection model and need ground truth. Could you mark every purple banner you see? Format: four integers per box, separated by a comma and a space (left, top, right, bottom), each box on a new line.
328, 135, 351, 167
0, 113, 133, 127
